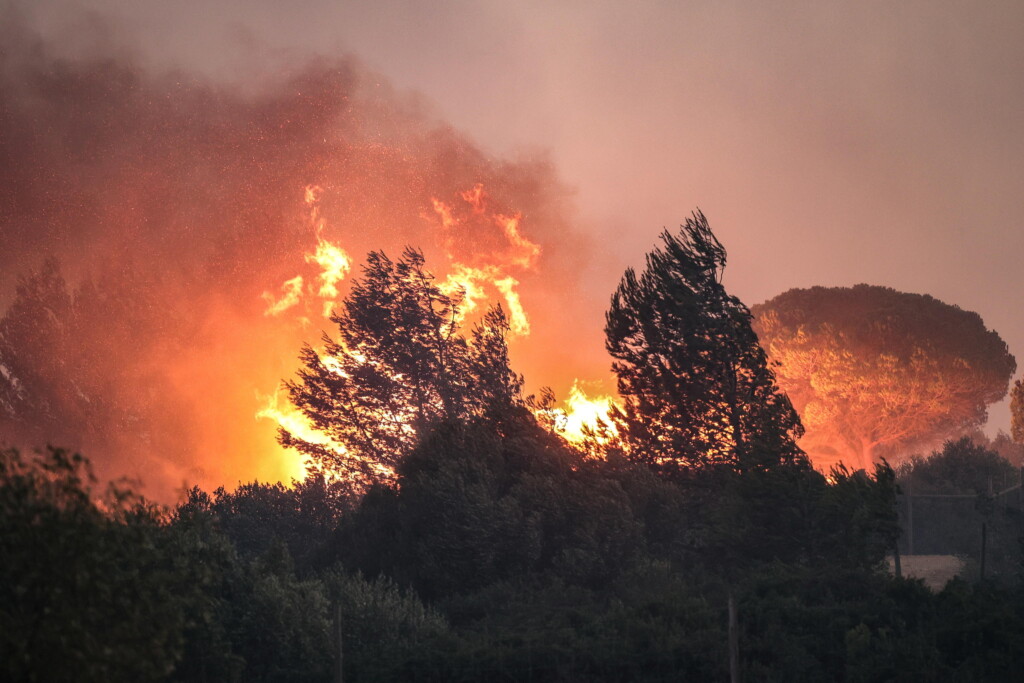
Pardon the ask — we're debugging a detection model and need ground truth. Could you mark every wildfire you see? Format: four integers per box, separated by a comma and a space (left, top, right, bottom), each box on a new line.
262, 275, 305, 317
541, 381, 621, 446
429, 184, 540, 337
262, 185, 352, 319
1, 49, 611, 502
255, 388, 328, 482
257, 182, 605, 482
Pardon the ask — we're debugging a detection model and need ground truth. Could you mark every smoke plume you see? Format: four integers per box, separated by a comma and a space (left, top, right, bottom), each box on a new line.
0, 14, 598, 499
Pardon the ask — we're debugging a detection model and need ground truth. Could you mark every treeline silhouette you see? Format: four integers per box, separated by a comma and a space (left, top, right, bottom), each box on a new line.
4, 215, 1024, 681
6, 437, 1023, 681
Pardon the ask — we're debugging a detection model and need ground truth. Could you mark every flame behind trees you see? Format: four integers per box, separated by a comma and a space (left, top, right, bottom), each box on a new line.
281, 248, 524, 487
605, 211, 805, 472
752, 286, 1017, 470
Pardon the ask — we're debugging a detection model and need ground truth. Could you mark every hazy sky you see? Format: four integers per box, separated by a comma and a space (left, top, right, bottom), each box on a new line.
20, 0, 1024, 431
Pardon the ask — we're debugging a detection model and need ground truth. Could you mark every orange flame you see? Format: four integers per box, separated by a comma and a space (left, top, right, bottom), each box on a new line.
258, 183, 604, 481
496, 212, 541, 269
254, 388, 324, 483
493, 276, 530, 337
262, 275, 305, 317
428, 185, 541, 337
261, 185, 352, 319
536, 380, 621, 446
305, 239, 351, 317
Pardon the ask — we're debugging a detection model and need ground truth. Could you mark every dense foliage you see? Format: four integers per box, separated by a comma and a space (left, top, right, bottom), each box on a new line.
5, 429, 1023, 681
895, 438, 1023, 581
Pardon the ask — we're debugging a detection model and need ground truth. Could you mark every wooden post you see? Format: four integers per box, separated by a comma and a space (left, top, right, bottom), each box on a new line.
907, 479, 914, 556
980, 521, 987, 581
1011, 466, 1019, 509
728, 591, 740, 683
334, 602, 344, 683
893, 542, 902, 578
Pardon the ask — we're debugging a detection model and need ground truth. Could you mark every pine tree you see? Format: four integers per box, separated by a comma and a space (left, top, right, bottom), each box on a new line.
605, 211, 803, 472
282, 248, 522, 485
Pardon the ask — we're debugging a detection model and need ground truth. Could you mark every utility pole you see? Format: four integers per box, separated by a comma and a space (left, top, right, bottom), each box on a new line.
728, 591, 740, 683
334, 602, 344, 683
907, 478, 914, 555
980, 521, 987, 581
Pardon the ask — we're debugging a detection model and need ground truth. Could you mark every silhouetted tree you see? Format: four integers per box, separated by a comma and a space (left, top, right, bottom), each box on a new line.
282, 248, 523, 485
604, 211, 803, 471
753, 285, 1017, 469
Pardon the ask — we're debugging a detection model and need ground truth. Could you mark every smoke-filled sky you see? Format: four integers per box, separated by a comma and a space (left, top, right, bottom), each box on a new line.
4, 0, 1023, 495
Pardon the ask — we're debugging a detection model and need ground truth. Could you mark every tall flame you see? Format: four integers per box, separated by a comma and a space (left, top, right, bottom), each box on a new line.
256, 183, 604, 478
429, 185, 541, 337
261, 185, 352, 319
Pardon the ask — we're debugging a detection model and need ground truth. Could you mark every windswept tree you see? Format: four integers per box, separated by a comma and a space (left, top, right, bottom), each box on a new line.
282, 247, 523, 485
752, 286, 1016, 470
605, 211, 804, 472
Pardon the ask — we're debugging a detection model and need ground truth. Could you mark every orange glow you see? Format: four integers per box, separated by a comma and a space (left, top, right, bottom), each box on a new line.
0, 55, 611, 503
263, 184, 352, 320
538, 380, 621, 446
255, 184, 596, 480
262, 275, 305, 317
255, 388, 323, 482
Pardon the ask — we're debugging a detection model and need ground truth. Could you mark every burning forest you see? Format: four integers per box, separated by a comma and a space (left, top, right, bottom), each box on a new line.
5, 4, 1024, 681
0, 21, 620, 499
